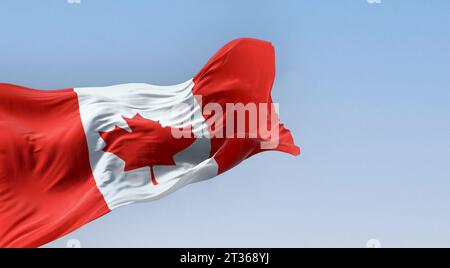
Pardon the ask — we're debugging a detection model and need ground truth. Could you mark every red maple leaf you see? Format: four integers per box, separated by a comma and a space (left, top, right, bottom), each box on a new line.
99, 113, 196, 186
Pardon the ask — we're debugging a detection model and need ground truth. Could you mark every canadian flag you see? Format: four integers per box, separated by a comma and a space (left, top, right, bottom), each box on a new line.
0, 38, 299, 247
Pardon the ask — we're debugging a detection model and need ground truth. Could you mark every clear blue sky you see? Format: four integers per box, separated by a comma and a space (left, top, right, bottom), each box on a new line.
1, 0, 450, 247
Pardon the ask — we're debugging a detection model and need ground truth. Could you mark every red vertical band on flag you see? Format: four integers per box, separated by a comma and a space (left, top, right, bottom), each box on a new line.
193, 38, 300, 174
0, 84, 110, 248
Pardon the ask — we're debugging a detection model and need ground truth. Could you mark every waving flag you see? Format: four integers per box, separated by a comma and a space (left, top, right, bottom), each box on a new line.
0, 38, 299, 247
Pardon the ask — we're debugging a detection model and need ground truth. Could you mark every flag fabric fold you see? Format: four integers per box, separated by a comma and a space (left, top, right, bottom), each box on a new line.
0, 38, 299, 247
